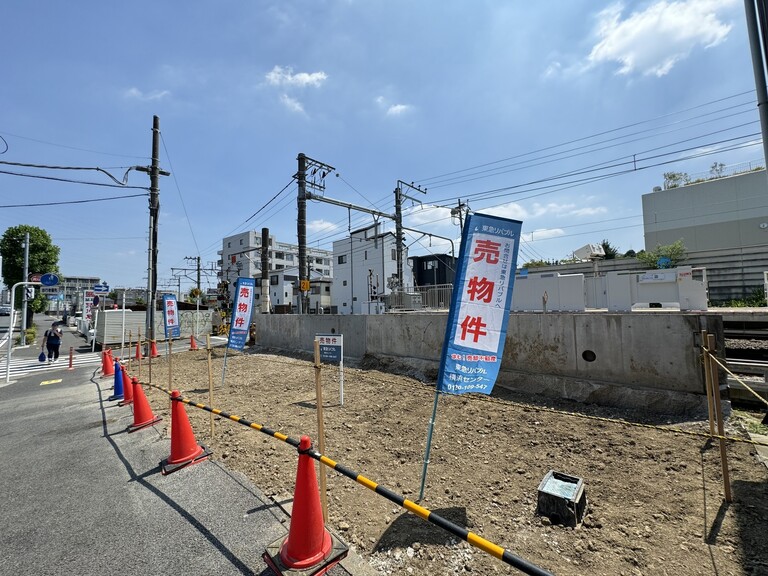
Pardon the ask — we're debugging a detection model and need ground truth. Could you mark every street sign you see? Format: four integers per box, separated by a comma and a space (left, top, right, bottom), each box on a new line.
300, 279, 310, 292
29, 273, 42, 282
93, 295, 100, 307
40, 273, 59, 286
41, 286, 60, 295
93, 284, 110, 293
316, 334, 343, 364
24, 286, 35, 299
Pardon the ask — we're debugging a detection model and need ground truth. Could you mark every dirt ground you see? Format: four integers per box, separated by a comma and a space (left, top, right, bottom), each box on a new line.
134, 346, 768, 576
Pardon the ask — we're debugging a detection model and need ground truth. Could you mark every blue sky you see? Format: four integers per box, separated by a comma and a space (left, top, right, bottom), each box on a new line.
0, 0, 761, 294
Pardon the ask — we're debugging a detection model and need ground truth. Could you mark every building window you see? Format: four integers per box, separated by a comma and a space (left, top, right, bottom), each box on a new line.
343, 280, 347, 286
364, 250, 367, 260
275, 264, 284, 270
275, 251, 285, 260
227, 242, 231, 248
325, 286, 330, 292
285, 292, 288, 298
392, 249, 397, 261
343, 302, 347, 307
240, 239, 243, 245
254, 294, 260, 300
270, 275, 279, 285
338, 255, 347, 264
311, 286, 320, 295
285, 254, 294, 262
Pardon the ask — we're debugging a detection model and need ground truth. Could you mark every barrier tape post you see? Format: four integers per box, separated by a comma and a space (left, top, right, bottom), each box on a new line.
207, 334, 214, 438
67, 346, 74, 371
314, 339, 329, 523
701, 330, 715, 436
707, 333, 732, 503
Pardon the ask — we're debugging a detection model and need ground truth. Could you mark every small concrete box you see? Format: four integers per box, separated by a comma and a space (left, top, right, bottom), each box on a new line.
536, 470, 587, 527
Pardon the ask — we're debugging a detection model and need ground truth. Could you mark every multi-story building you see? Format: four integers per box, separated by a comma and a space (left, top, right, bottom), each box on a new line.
332, 224, 412, 314
218, 231, 333, 309
257, 267, 332, 313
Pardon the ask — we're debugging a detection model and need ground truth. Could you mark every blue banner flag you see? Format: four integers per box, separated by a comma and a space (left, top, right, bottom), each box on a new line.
437, 213, 522, 395
162, 294, 181, 339
227, 277, 256, 350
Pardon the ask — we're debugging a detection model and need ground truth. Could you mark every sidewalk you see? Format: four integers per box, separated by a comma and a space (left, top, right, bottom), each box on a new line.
0, 314, 371, 576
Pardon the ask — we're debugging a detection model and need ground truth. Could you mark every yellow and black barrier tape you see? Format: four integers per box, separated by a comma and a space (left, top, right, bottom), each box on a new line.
143, 382, 554, 576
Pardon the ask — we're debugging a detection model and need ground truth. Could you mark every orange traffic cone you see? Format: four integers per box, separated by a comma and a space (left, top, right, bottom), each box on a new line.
263, 435, 348, 575
118, 363, 133, 406
160, 390, 211, 475
149, 340, 160, 358
101, 349, 114, 378
135, 340, 144, 360
189, 334, 198, 351
127, 377, 162, 433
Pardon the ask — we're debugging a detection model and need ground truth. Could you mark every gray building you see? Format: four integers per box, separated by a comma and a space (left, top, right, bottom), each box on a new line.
642, 167, 768, 301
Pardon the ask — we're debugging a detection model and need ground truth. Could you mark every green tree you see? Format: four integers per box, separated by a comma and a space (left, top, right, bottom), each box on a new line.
663, 172, 689, 189
623, 249, 637, 258
600, 239, 619, 259
636, 239, 687, 269
0, 225, 60, 311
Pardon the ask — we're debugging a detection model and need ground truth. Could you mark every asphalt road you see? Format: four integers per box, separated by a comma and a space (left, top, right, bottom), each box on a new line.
0, 315, 360, 576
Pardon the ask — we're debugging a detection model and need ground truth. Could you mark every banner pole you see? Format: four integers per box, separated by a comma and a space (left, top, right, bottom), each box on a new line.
418, 388, 440, 502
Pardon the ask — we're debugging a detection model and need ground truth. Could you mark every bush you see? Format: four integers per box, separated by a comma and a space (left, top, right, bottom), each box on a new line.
15, 326, 37, 346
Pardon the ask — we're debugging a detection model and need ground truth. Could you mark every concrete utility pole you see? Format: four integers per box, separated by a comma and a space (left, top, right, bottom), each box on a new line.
261, 227, 270, 313
136, 116, 170, 346
744, 0, 768, 186
296, 153, 335, 314
20, 232, 30, 346
394, 181, 426, 289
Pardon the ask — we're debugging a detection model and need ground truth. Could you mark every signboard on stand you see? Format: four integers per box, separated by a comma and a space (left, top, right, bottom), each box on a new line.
162, 294, 181, 339
84, 290, 95, 322
227, 278, 255, 351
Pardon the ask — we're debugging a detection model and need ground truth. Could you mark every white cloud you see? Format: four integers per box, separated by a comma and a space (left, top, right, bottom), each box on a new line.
586, 0, 736, 77
375, 95, 413, 117
280, 93, 305, 114
124, 87, 170, 101
266, 65, 327, 88
307, 219, 338, 234
482, 202, 528, 221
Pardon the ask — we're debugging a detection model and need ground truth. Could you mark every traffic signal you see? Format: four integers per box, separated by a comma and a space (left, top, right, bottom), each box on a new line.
25, 286, 34, 300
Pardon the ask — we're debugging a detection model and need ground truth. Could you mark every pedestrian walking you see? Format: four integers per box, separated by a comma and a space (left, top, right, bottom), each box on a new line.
41, 322, 63, 363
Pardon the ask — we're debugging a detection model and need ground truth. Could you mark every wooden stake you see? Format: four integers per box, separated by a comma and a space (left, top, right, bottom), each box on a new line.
707, 333, 732, 503
314, 339, 328, 523
207, 334, 214, 438
701, 330, 715, 436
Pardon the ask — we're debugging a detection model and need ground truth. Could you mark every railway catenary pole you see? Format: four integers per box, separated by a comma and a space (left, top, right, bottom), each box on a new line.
744, 0, 768, 187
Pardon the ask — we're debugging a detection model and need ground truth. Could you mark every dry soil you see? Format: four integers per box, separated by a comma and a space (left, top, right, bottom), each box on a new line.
135, 346, 768, 576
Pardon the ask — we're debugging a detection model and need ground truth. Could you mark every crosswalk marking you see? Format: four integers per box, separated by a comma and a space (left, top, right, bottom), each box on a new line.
0, 352, 103, 380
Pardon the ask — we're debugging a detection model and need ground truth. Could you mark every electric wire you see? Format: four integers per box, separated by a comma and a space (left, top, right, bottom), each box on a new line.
0, 192, 148, 208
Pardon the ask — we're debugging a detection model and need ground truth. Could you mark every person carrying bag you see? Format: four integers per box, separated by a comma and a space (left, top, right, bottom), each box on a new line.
41, 322, 63, 364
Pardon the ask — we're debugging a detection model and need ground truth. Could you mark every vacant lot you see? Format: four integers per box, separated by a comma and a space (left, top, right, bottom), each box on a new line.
138, 347, 768, 576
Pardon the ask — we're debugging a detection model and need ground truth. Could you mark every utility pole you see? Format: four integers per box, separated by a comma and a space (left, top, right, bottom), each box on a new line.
394, 181, 426, 290
296, 153, 334, 314
261, 227, 270, 313
183, 256, 202, 292
136, 116, 170, 346
20, 232, 30, 346
744, 0, 768, 187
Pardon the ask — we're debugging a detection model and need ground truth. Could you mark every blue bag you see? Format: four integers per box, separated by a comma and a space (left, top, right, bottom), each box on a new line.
39, 352, 46, 363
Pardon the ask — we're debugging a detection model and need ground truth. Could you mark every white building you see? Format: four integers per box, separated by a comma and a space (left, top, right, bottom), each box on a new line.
332, 224, 413, 314
218, 231, 333, 308
259, 267, 332, 313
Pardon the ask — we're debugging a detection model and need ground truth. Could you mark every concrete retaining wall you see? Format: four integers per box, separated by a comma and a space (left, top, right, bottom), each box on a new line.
251, 312, 723, 413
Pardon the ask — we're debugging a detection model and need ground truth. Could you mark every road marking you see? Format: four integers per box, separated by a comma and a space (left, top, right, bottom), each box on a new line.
41, 379, 63, 386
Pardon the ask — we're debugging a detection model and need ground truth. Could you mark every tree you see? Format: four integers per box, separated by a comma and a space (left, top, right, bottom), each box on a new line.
710, 162, 725, 178
663, 172, 689, 190
0, 225, 60, 311
623, 249, 637, 258
600, 239, 619, 259
636, 240, 687, 269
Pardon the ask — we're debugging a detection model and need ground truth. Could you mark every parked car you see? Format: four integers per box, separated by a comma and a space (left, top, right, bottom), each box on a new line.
0, 305, 11, 316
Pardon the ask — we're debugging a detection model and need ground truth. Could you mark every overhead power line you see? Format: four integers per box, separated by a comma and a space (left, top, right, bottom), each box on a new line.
0, 192, 149, 208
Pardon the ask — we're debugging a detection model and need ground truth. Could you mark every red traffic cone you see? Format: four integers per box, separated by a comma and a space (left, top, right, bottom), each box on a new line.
263, 435, 348, 575
160, 390, 211, 475
119, 364, 133, 406
189, 334, 199, 351
127, 377, 162, 433
149, 340, 160, 358
135, 340, 144, 360
101, 349, 114, 378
